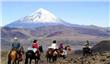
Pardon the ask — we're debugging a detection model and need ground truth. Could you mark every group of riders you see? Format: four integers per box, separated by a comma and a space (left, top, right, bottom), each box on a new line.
8, 37, 92, 64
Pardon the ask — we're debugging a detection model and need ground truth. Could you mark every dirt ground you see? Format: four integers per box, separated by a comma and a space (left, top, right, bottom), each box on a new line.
1, 50, 110, 64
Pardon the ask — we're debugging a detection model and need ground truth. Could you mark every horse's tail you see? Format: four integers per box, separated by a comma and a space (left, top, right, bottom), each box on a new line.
8, 52, 11, 64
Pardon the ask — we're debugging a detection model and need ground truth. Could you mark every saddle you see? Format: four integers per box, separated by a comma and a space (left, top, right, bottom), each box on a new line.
28, 47, 38, 53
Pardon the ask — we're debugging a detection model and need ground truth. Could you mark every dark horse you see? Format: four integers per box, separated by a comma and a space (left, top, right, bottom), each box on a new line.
8, 47, 24, 64
25, 49, 40, 64
58, 48, 67, 59
25, 50, 40, 64
83, 47, 92, 56
46, 48, 60, 63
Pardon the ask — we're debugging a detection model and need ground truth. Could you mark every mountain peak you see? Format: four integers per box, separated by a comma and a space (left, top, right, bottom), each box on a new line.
31, 8, 50, 15
23, 8, 60, 23
35, 8, 48, 13
7, 8, 68, 28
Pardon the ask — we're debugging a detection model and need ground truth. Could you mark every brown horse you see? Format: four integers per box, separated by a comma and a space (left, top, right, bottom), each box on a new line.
8, 47, 24, 64
52, 49, 60, 62
46, 48, 64, 63
65, 45, 72, 54
58, 49, 67, 59
46, 48, 53, 63
8, 48, 17, 64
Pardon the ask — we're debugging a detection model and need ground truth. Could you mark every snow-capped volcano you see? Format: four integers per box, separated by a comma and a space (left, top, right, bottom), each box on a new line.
6, 8, 68, 28
21, 8, 61, 23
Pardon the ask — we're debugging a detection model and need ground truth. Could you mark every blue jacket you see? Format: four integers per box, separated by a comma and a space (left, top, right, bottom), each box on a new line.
12, 41, 20, 50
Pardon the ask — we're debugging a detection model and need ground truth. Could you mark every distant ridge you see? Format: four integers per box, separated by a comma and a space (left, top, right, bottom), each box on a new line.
92, 40, 110, 52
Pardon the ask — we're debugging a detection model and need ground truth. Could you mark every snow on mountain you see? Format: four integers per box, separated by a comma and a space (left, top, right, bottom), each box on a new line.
20, 8, 61, 23
6, 8, 69, 28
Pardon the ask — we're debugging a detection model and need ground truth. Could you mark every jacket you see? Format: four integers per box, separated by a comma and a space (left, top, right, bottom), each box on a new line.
32, 42, 39, 49
12, 41, 20, 50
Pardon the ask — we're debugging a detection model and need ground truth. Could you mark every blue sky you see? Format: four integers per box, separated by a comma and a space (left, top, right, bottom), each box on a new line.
1, 1, 109, 27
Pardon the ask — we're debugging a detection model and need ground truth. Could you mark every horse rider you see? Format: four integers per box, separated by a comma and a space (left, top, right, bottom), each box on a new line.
12, 37, 21, 52
59, 43, 68, 59
59, 43, 64, 50
83, 40, 93, 56
32, 40, 40, 57
10, 37, 23, 59
48, 40, 58, 49
83, 40, 90, 48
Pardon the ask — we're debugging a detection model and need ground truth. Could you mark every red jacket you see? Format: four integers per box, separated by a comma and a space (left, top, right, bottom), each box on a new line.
32, 42, 39, 49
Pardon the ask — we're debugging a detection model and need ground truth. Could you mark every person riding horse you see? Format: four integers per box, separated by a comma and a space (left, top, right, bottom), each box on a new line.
46, 40, 58, 62
8, 37, 24, 64
32, 40, 40, 57
11, 37, 21, 53
11, 37, 24, 57
83, 40, 92, 56
25, 40, 41, 64
59, 43, 64, 50
48, 40, 58, 49
46, 40, 67, 63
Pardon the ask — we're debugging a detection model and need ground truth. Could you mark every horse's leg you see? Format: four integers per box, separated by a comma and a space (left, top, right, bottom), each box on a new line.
29, 58, 32, 64
15, 60, 17, 64
63, 55, 66, 59
12, 60, 15, 64
83, 51, 85, 56
35, 59, 38, 64
52, 56, 54, 62
90, 50, 93, 56
55, 56, 57, 62
8, 57, 11, 64
25, 57, 28, 64
49, 57, 51, 63
17, 60, 19, 64
35, 59, 36, 64
46, 57, 48, 63
8, 60, 11, 64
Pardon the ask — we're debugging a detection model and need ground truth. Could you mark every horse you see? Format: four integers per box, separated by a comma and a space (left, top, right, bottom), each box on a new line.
8, 47, 24, 64
58, 49, 67, 59
65, 45, 72, 51
83, 47, 92, 57
52, 49, 59, 62
46, 48, 53, 63
47, 48, 66, 63
25, 49, 40, 64
8, 48, 17, 64
17, 47, 25, 63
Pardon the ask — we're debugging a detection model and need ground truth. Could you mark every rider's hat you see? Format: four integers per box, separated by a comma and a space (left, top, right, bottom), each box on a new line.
33, 40, 37, 43
53, 40, 56, 43
14, 37, 18, 40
